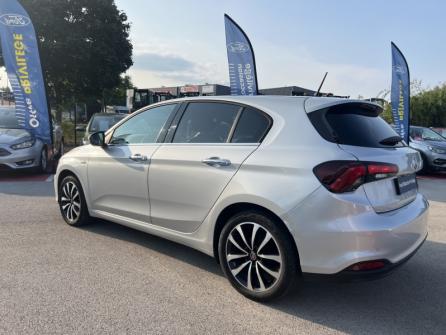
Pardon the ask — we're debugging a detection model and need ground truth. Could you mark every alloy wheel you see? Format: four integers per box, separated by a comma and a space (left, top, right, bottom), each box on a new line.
225, 222, 283, 292
60, 181, 81, 223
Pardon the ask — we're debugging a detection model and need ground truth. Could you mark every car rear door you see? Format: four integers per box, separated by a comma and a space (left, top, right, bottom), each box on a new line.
307, 101, 422, 213
87, 103, 178, 222
148, 101, 272, 233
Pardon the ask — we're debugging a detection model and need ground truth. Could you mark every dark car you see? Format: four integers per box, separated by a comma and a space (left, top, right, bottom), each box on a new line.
79, 113, 126, 145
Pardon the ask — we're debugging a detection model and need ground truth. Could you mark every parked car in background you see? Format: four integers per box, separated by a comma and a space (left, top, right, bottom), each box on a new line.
410, 126, 446, 172
78, 113, 126, 145
0, 106, 63, 172
55, 96, 427, 301
109, 105, 130, 114
431, 127, 446, 138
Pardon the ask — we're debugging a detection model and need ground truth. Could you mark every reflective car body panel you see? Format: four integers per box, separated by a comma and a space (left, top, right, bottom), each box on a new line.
149, 143, 257, 233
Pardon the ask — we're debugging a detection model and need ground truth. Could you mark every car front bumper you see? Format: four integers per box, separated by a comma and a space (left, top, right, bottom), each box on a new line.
283, 187, 429, 275
425, 151, 446, 170
0, 142, 43, 170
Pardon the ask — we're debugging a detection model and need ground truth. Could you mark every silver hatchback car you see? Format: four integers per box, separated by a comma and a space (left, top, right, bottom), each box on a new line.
55, 96, 428, 301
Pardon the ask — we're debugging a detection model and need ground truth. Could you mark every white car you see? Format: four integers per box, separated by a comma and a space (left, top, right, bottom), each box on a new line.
55, 96, 428, 301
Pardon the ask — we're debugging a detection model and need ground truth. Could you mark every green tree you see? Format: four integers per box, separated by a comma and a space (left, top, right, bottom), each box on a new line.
381, 100, 393, 124
103, 75, 133, 107
411, 84, 446, 127
1, 0, 133, 120
377, 80, 446, 126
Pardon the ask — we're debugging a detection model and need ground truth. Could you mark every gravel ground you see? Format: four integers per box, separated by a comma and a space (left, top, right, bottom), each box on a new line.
0, 179, 445, 335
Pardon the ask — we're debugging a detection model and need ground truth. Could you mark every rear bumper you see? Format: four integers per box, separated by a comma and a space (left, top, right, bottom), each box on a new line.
302, 234, 427, 282
283, 187, 429, 275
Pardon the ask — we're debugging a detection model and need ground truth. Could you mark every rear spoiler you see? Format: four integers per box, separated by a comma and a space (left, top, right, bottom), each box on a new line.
304, 98, 383, 115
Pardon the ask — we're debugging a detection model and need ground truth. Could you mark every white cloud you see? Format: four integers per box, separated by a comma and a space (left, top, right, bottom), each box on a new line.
256, 44, 387, 98
128, 40, 387, 97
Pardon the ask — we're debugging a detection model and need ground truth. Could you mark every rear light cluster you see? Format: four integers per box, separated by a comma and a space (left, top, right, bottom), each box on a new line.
313, 160, 398, 193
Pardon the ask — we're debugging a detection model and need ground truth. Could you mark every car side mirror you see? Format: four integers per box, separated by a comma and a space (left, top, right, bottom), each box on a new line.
75, 126, 86, 132
89, 131, 106, 147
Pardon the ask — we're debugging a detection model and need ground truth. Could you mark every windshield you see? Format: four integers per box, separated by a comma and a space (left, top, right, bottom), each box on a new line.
411, 127, 446, 142
88, 115, 125, 132
0, 108, 20, 129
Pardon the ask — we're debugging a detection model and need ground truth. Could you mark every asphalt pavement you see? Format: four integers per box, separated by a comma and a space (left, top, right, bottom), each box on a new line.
0, 173, 445, 334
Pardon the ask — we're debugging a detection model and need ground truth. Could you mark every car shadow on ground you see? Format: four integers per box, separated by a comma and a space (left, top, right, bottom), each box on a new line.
84, 219, 446, 334
83, 219, 222, 276
269, 239, 446, 334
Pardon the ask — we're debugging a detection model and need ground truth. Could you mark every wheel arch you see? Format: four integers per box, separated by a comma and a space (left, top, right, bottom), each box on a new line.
212, 202, 301, 272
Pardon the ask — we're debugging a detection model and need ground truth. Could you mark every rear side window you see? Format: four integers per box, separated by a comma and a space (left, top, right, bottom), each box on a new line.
173, 102, 239, 143
231, 107, 271, 143
309, 103, 403, 148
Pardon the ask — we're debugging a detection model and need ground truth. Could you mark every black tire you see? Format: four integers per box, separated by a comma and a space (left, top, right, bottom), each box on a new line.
218, 210, 299, 302
56, 138, 64, 159
58, 175, 90, 226
419, 153, 431, 174
37, 147, 48, 173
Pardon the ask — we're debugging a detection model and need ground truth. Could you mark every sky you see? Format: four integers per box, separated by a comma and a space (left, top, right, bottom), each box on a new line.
112, 0, 445, 98
1, 0, 444, 98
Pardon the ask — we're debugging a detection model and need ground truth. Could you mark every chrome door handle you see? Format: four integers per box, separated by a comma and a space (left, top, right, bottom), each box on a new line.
129, 153, 148, 162
202, 157, 231, 167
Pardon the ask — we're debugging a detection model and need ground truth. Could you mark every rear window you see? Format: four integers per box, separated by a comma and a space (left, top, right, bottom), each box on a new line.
308, 103, 403, 148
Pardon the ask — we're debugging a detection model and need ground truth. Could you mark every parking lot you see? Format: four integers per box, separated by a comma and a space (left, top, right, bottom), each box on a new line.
0, 171, 445, 334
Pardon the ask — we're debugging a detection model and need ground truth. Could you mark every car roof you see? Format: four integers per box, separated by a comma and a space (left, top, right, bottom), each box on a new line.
143, 95, 379, 115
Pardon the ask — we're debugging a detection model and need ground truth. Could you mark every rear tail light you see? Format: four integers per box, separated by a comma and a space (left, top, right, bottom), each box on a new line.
313, 160, 398, 193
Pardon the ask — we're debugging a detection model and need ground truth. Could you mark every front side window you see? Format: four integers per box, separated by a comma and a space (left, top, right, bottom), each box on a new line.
173, 102, 239, 143
110, 104, 176, 144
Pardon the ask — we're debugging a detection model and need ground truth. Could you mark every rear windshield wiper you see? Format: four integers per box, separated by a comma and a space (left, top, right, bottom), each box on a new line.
380, 135, 402, 146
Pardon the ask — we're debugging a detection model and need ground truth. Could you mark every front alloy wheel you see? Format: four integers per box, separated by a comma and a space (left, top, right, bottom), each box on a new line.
219, 211, 298, 301
59, 175, 90, 226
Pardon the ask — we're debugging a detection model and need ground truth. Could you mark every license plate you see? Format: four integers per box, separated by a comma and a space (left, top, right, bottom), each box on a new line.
394, 174, 417, 195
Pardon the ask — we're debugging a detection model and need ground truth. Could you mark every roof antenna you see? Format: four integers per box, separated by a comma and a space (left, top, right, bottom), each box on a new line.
315, 72, 328, 96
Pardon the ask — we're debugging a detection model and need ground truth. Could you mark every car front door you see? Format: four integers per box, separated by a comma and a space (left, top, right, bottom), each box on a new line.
87, 103, 178, 223
148, 101, 272, 233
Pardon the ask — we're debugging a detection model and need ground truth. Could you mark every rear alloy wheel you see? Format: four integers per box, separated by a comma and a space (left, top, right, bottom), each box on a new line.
219, 211, 298, 301
59, 175, 90, 226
